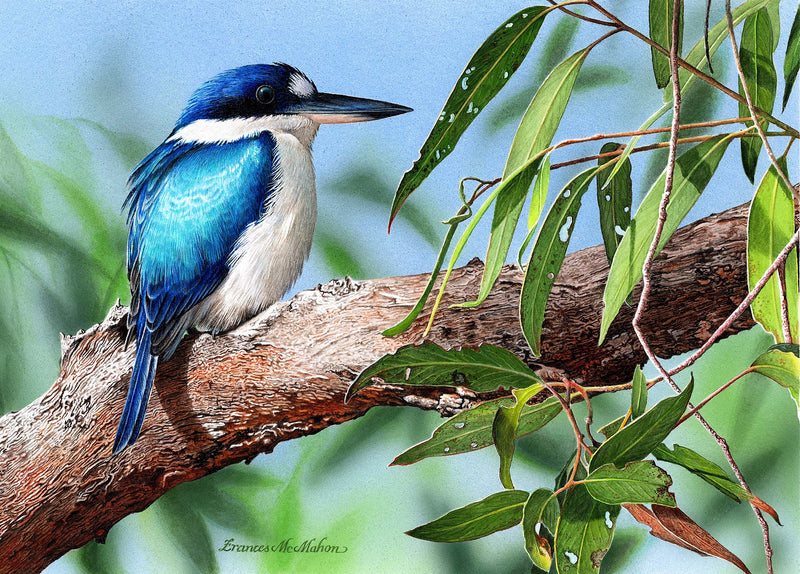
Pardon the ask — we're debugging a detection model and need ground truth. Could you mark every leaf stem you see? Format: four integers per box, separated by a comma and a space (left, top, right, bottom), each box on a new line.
675, 368, 753, 427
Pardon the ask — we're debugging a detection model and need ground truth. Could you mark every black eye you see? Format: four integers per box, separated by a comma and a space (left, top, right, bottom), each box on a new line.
256, 85, 275, 104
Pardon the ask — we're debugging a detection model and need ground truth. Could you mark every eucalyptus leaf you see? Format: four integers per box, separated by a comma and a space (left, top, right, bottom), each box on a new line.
390, 7, 549, 223
590, 379, 693, 472
584, 460, 676, 506
465, 48, 589, 308
492, 383, 544, 489
521, 167, 598, 356
747, 158, 798, 343
738, 8, 777, 183
600, 136, 731, 343
783, 5, 800, 110
517, 153, 551, 265
654, 443, 781, 522
522, 488, 559, 571
554, 484, 619, 574
347, 342, 542, 400
630, 365, 647, 419
406, 490, 529, 543
648, 0, 684, 89
392, 395, 562, 465
751, 346, 800, 414
597, 142, 632, 265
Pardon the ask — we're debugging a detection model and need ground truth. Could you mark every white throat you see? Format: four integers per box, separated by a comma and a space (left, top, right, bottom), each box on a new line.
169, 115, 320, 148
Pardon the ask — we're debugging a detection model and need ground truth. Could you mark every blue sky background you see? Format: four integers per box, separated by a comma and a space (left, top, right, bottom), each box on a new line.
0, 1, 797, 573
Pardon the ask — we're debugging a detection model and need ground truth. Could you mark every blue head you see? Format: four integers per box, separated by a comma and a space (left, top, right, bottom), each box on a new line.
174, 63, 411, 133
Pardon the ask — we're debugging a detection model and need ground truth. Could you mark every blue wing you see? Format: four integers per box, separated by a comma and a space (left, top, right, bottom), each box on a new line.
114, 132, 276, 453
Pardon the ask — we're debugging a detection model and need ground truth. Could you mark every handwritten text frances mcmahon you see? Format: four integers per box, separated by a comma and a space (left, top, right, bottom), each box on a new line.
218, 537, 348, 554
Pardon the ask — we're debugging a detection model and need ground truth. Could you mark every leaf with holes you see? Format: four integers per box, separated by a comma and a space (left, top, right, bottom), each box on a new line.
521, 167, 598, 356
783, 5, 800, 110
597, 142, 632, 266
555, 484, 619, 574
346, 342, 542, 400
654, 443, 780, 522
747, 158, 798, 343
584, 461, 676, 507
392, 395, 562, 465
522, 489, 560, 571
462, 47, 589, 309
493, 384, 544, 489
751, 345, 800, 415
648, 0, 684, 88
590, 379, 693, 472
599, 136, 731, 343
407, 490, 529, 543
738, 8, 777, 183
390, 7, 548, 225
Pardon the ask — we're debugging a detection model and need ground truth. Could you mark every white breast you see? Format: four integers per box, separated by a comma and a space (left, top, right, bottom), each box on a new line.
190, 130, 317, 332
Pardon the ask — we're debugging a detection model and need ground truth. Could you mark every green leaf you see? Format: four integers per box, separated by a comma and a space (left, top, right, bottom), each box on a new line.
521, 167, 598, 356
590, 379, 693, 472
747, 158, 798, 343
406, 490, 529, 542
390, 7, 548, 224
554, 484, 619, 574
649, 0, 684, 89
598, 416, 626, 439
751, 346, 800, 414
584, 461, 676, 506
392, 395, 563, 465
653, 443, 781, 522
464, 48, 589, 308
738, 8, 777, 183
606, 0, 771, 185
597, 142, 632, 265
346, 342, 542, 400
599, 136, 731, 343
630, 366, 648, 419
522, 488, 560, 571
782, 5, 800, 110
382, 215, 463, 337
517, 153, 552, 265
493, 383, 544, 489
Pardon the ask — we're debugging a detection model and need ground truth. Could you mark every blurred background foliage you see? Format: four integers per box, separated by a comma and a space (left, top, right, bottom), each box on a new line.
0, 1, 795, 572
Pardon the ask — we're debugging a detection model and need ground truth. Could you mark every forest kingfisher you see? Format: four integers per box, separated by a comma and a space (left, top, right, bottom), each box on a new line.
114, 63, 411, 454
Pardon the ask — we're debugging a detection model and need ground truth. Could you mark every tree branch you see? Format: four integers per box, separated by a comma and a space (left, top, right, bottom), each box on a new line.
0, 203, 754, 574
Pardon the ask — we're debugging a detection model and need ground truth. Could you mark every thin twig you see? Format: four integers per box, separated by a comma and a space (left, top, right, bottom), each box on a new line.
777, 264, 793, 344
668, 228, 800, 375
546, 0, 615, 27
550, 116, 752, 152
676, 369, 753, 426
630, 0, 682, 393
725, 0, 799, 202
550, 131, 751, 170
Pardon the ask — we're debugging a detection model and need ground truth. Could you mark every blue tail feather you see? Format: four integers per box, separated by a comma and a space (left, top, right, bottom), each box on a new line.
113, 326, 158, 454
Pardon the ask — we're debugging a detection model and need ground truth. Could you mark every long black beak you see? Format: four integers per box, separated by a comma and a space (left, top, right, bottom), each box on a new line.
292, 92, 412, 124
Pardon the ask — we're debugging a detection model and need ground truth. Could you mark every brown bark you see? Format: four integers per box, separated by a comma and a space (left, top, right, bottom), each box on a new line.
0, 203, 753, 573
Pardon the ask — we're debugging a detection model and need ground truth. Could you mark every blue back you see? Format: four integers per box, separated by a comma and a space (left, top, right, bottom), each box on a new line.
124, 131, 276, 356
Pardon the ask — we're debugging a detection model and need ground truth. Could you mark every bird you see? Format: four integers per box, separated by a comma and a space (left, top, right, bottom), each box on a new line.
114, 63, 411, 454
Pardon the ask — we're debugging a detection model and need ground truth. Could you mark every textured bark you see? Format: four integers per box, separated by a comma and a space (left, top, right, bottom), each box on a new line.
0, 203, 753, 573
